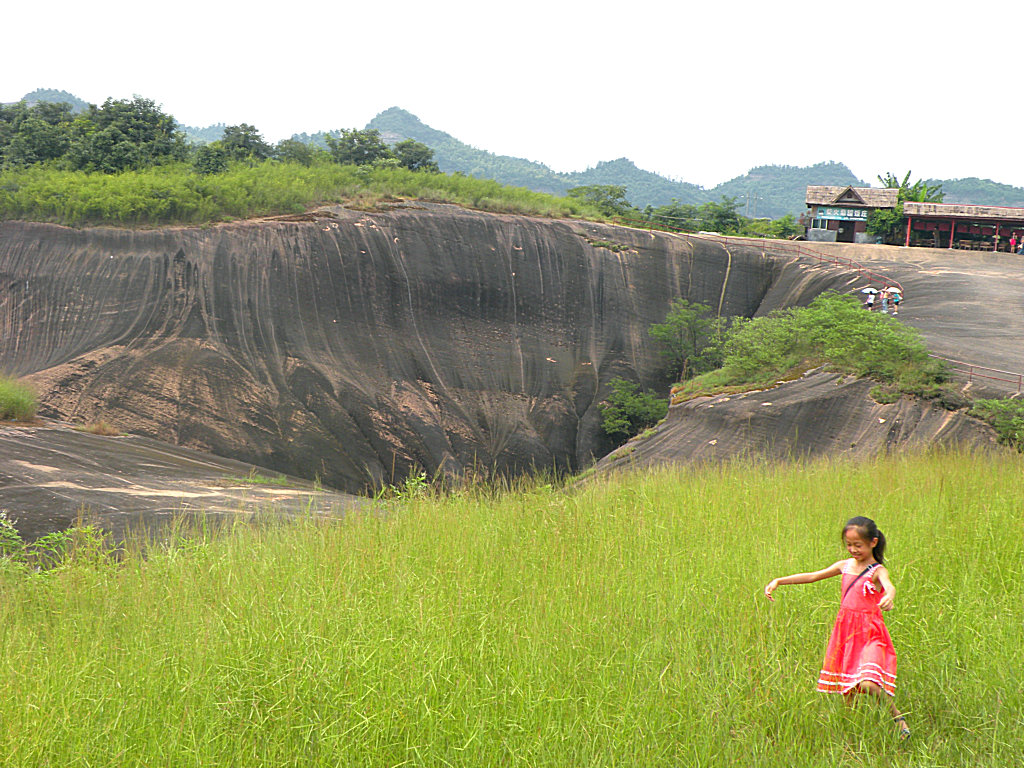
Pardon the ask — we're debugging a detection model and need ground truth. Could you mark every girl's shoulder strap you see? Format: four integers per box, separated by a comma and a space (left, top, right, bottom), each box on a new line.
840, 562, 879, 603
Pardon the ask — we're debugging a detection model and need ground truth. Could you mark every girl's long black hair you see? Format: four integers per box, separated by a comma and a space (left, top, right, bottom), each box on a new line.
843, 516, 886, 564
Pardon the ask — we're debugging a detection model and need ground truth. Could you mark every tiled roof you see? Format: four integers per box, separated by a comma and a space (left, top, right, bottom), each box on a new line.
903, 201, 1024, 220
806, 186, 899, 208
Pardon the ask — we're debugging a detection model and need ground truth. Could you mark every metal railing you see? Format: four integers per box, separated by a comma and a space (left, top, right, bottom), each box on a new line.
612, 216, 902, 290
929, 355, 1023, 394
611, 216, 1023, 394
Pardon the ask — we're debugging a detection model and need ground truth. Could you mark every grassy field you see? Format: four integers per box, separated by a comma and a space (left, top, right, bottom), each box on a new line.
0, 449, 1019, 766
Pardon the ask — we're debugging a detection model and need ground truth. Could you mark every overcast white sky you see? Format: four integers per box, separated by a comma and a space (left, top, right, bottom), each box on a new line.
4, 0, 1022, 188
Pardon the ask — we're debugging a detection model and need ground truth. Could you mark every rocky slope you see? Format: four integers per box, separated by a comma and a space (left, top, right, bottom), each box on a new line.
594, 371, 998, 475
0, 421, 358, 541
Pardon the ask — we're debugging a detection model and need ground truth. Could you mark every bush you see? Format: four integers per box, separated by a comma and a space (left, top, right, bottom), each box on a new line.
600, 377, 668, 444
678, 292, 949, 401
969, 398, 1024, 448
0, 376, 36, 421
648, 299, 727, 380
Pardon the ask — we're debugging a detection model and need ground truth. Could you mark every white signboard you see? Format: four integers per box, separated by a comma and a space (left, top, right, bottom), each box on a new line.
818, 206, 869, 221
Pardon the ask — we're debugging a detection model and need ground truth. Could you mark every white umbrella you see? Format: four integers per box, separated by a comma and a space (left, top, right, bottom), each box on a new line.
860, 287, 879, 294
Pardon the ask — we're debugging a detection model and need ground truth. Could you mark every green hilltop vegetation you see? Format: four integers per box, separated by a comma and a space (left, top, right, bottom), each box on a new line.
0, 450, 1019, 766
0, 162, 601, 228
0, 95, 609, 226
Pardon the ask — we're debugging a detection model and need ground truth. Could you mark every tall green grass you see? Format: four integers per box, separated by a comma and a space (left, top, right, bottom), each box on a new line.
0, 375, 36, 420
0, 161, 600, 227
0, 449, 1019, 766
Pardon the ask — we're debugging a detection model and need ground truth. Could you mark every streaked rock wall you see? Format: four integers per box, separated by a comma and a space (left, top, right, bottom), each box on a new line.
2, 204, 786, 492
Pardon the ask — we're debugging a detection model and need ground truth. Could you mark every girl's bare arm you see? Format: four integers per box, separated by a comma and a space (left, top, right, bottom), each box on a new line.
764, 561, 843, 601
875, 566, 896, 611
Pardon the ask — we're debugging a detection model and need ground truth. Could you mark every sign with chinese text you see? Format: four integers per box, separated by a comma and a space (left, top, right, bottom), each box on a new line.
817, 206, 869, 221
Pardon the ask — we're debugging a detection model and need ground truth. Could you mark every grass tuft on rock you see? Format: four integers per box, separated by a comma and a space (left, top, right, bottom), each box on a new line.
74, 420, 121, 436
0, 376, 37, 421
969, 398, 1024, 448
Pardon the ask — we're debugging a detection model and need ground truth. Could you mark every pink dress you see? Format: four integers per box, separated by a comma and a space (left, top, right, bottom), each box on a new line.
817, 561, 897, 696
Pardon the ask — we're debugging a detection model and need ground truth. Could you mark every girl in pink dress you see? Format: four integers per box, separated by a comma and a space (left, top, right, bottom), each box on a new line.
764, 517, 910, 740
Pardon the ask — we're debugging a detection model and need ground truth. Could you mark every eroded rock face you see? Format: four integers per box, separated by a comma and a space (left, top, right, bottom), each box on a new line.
2, 205, 786, 493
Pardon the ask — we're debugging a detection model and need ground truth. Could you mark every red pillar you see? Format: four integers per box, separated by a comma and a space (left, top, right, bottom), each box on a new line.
949, 220, 956, 249
905, 217, 912, 247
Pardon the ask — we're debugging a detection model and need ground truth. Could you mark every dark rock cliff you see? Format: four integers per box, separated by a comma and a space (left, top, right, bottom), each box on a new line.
2, 204, 794, 493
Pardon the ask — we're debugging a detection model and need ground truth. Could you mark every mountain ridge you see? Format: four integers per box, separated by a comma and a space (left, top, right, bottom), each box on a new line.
365, 108, 867, 216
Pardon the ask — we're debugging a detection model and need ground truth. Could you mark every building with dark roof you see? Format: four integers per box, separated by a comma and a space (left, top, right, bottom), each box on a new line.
902, 201, 1024, 250
805, 186, 899, 243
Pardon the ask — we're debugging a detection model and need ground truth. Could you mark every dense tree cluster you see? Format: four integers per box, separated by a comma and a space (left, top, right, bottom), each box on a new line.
0, 97, 439, 178
0, 97, 187, 172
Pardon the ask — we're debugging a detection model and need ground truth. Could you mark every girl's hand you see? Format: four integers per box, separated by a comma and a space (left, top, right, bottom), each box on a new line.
764, 579, 779, 601
876, 567, 896, 611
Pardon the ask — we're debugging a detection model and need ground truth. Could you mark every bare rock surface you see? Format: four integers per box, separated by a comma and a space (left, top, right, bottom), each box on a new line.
1, 205, 779, 493
594, 370, 999, 475
791, 242, 1024, 394
0, 421, 359, 541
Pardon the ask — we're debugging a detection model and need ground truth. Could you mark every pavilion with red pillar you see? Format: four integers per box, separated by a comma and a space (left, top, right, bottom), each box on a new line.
902, 201, 1024, 251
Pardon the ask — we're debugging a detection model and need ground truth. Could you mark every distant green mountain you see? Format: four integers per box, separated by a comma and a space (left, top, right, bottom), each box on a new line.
366, 107, 569, 195
564, 158, 707, 208
14, 88, 89, 112
367, 107, 699, 205
180, 123, 226, 145
926, 177, 1024, 207
715, 162, 864, 219
366, 108, 864, 216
